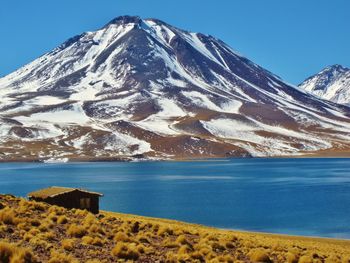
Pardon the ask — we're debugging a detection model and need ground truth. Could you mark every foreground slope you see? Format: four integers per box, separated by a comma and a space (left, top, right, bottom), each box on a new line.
299, 65, 350, 106
1, 16, 350, 161
1, 195, 350, 262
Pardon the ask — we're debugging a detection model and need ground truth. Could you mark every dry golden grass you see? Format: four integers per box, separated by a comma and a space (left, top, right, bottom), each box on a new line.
0, 241, 37, 263
57, 215, 68, 224
48, 250, 78, 263
61, 239, 75, 251
67, 224, 87, 238
0, 207, 18, 225
111, 241, 140, 260
0, 194, 350, 262
248, 249, 272, 262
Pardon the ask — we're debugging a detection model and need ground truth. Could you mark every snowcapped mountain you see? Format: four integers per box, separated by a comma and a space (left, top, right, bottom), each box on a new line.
1, 16, 350, 161
299, 64, 350, 105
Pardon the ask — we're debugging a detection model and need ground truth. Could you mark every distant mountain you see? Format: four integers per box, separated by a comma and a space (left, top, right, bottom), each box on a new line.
0, 16, 350, 161
299, 64, 350, 105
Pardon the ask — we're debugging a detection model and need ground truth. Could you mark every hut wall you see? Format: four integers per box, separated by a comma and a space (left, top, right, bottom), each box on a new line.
31, 190, 100, 213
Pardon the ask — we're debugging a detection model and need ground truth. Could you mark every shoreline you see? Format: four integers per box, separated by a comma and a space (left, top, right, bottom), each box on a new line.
1, 154, 350, 164
103, 210, 350, 244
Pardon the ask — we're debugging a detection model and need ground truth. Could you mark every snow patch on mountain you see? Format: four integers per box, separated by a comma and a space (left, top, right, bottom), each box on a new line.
202, 117, 332, 156
14, 103, 90, 125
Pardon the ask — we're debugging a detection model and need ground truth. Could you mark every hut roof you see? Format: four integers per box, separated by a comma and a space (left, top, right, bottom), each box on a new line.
28, 186, 103, 199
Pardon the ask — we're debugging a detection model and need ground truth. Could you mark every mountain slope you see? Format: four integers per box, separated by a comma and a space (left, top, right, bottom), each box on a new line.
299, 64, 350, 105
1, 16, 350, 161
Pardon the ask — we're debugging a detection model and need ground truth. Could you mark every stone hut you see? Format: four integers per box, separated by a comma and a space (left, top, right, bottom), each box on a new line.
28, 186, 103, 214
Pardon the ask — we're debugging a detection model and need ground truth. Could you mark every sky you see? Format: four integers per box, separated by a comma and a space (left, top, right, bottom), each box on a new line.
0, 0, 349, 84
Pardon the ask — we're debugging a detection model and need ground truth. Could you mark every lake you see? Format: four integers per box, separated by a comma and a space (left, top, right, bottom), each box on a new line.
1, 158, 350, 239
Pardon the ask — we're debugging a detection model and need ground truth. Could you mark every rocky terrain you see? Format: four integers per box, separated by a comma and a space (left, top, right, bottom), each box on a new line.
1, 195, 350, 262
1, 16, 350, 161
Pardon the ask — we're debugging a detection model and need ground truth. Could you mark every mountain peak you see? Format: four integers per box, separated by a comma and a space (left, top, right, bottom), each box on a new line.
299, 64, 350, 105
1, 16, 350, 161
105, 15, 142, 26
144, 17, 164, 23
322, 64, 349, 74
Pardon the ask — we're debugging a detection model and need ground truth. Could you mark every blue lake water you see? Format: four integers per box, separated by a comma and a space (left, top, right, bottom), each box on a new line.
0, 158, 350, 239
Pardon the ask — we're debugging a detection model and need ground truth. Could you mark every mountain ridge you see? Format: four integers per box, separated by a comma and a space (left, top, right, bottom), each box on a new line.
0, 16, 350, 161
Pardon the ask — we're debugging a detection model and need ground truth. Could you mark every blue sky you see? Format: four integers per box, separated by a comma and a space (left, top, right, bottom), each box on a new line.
0, 0, 349, 84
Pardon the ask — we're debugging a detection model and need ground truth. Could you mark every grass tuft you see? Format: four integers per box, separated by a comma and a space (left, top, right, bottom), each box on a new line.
61, 239, 75, 251
0, 241, 37, 263
249, 249, 272, 262
298, 255, 313, 263
114, 232, 130, 242
67, 224, 87, 238
0, 208, 18, 225
48, 250, 78, 263
111, 241, 140, 260
57, 215, 68, 224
